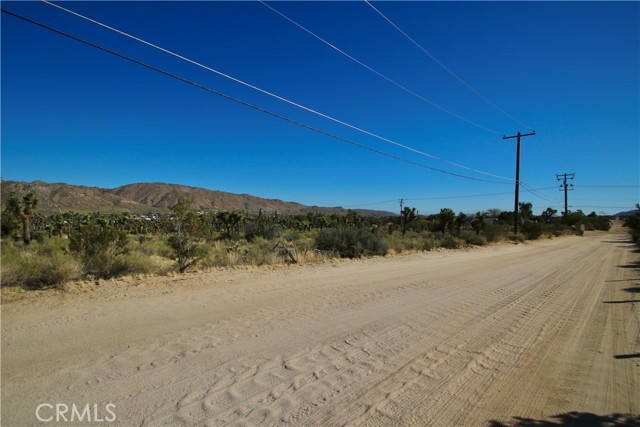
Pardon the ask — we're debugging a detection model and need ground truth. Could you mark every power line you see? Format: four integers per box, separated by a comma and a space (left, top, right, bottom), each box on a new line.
365, 1, 569, 180
364, 0, 534, 132
42, 0, 513, 183
343, 186, 558, 208
1, 8, 508, 185
259, 0, 503, 136
514, 183, 561, 204
575, 184, 639, 189
568, 205, 637, 209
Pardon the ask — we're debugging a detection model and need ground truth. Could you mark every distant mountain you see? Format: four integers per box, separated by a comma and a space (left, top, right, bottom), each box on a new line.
614, 209, 639, 217
0, 180, 394, 217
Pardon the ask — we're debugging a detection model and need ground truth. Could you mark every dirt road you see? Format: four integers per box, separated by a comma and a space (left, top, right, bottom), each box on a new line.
2, 231, 639, 426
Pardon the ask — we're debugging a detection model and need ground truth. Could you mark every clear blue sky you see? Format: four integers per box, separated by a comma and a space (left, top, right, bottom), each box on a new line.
2, 1, 639, 215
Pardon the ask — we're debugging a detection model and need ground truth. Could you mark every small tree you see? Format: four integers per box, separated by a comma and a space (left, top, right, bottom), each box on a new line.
454, 212, 469, 236
540, 207, 558, 223
69, 219, 129, 278
518, 202, 533, 222
471, 211, 486, 236
400, 207, 417, 235
168, 198, 205, 273
437, 208, 456, 234
7, 192, 38, 245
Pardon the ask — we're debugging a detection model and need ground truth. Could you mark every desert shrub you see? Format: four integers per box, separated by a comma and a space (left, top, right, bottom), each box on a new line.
507, 233, 525, 243
521, 221, 543, 240
134, 235, 173, 258
440, 235, 464, 249
482, 222, 504, 243
582, 216, 612, 231
1, 209, 20, 238
1, 239, 81, 288
245, 237, 278, 266
201, 240, 251, 268
168, 198, 207, 273
386, 230, 440, 253
244, 219, 279, 242
460, 230, 487, 246
315, 226, 387, 258
110, 252, 159, 276
626, 214, 640, 245
69, 221, 129, 278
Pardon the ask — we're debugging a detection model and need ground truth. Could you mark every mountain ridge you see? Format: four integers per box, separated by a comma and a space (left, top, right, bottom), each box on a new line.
0, 180, 394, 217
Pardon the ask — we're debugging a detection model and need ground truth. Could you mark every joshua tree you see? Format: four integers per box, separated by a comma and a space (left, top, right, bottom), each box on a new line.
518, 202, 533, 222
438, 208, 456, 234
540, 207, 558, 223
400, 207, 417, 235
454, 212, 469, 236
7, 192, 38, 245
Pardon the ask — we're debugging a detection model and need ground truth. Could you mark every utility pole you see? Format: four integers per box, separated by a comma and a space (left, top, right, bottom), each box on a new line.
556, 173, 575, 222
503, 131, 536, 234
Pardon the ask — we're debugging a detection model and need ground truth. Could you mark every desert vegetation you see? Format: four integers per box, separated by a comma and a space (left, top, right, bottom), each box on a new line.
1, 192, 614, 289
624, 204, 640, 247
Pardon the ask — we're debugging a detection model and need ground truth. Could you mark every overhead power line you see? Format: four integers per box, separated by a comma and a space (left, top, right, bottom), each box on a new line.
575, 184, 640, 189
364, 0, 534, 132
515, 183, 561, 204
343, 186, 558, 207
1, 8, 509, 185
406, 186, 559, 202
259, 0, 503, 136
41, 0, 513, 183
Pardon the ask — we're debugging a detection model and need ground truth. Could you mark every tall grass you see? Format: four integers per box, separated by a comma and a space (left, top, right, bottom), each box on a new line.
315, 227, 388, 258
1, 238, 81, 288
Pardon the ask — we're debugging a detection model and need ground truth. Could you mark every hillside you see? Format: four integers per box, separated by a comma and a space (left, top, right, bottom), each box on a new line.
614, 209, 640, 217
0, 180, 393, 216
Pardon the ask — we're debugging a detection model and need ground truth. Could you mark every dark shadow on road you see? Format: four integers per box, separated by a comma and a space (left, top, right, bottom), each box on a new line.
617, 262, 640, 270
489, 412, 640, 427
614, 353, 640, 359
603, 300, 640, 304
622, 286, 640, 294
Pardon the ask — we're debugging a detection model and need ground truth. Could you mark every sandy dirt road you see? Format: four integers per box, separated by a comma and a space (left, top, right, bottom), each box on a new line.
2, 231, 639, 426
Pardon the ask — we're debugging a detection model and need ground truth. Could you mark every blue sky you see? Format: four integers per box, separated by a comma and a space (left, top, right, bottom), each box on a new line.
2, 1, 638, 215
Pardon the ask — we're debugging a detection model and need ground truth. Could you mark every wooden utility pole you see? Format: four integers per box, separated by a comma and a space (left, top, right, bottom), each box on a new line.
556, 173, 575, 222
503, 131, 536, 234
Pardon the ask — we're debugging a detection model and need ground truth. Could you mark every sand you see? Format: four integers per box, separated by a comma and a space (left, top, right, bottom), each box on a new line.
2, 230, 638, 426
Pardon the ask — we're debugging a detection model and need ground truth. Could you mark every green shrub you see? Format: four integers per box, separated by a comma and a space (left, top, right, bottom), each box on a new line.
627, 214, 640, 246
521, 221, 543, 240
134, 235, 173, 258
244, 220, 279, 242
440, 235, 464, 249
315, 227, 387, 258
111, 252, 159, 276
69, 221, 129, 278
168, 198, 206, 273
483, 222, 504, 243
460, 230, 487, 246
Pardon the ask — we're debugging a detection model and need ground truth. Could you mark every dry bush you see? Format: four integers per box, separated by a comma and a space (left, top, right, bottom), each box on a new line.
1, 239, 81, 288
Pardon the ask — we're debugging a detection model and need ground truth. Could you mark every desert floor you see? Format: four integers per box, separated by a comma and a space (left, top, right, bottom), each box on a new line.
2, 229, 639, 426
